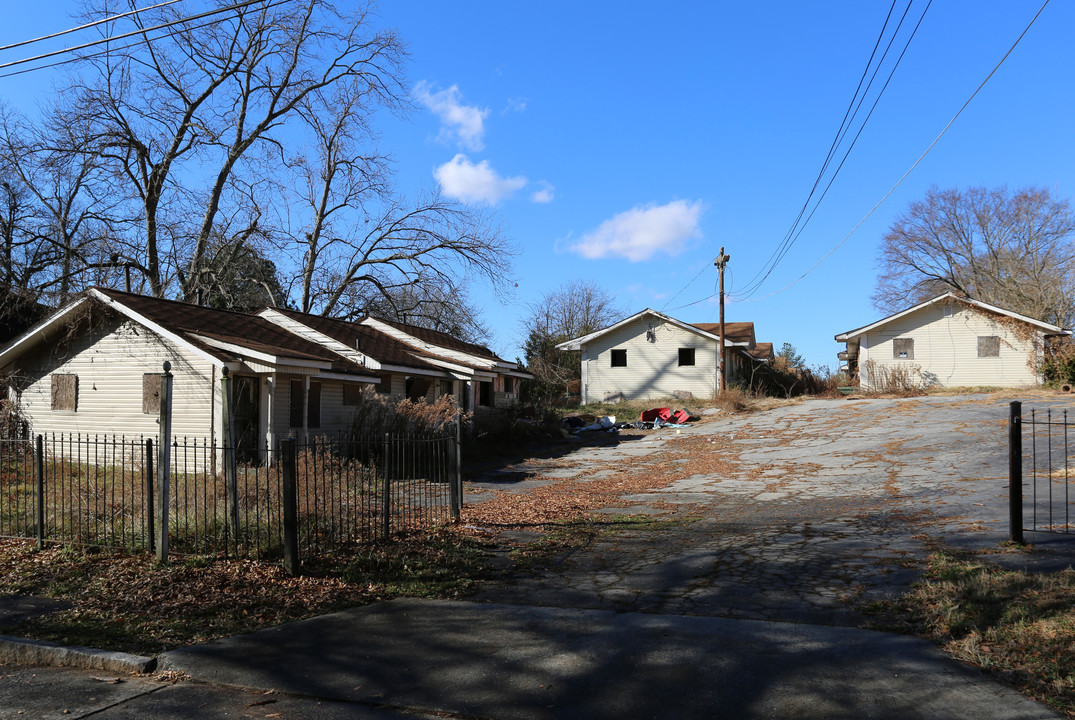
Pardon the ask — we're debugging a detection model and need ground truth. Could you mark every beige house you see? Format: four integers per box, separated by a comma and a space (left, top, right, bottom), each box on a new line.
556, 308, 770, 404
835, 293, 1070, 390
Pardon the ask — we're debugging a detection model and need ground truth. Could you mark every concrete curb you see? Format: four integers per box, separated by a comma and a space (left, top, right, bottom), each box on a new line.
0, 635, 156, 674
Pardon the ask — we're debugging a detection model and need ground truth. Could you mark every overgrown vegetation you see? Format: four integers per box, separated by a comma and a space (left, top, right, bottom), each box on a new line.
1041, 336, 1075, 388
349, 386, 468, 438
741, 362, 845, 398
861, 359, 928, 395
866, 549, 1075, 717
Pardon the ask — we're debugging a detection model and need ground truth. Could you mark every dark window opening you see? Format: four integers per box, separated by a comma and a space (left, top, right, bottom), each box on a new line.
678, 348, 696, 367
611, 349, 627, 367
406, 377, 431, 400
289, 380, 304, 428
289, 380, 320, 428
343, 382, 362, 405
479, 381, 493, 406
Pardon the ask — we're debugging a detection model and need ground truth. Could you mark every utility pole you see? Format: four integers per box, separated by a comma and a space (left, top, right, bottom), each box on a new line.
714, 247, 731, 393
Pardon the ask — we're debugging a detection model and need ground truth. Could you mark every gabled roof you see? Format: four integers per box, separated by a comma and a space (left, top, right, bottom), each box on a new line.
259, 307, 446, 374
835, 292, 1071, 342
751, 342, 774, 361
0, 288, 377, 380
556, 308, 734, 351
370, 316, 501, 362
363, 316, 530, 378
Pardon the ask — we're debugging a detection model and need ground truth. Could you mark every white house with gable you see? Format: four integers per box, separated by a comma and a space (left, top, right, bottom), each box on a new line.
835, 292, 1070, 390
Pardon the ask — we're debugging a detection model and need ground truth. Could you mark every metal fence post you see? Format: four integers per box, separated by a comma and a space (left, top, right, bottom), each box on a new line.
221, 366, 240, 550
382, 432, 391, 541
34, 434, 44, 548
145, 438, 155, 554
157, 361, 173, 564
1009, 400, 1024, 544
280, 438, 300, 576
449, 418, 462, 523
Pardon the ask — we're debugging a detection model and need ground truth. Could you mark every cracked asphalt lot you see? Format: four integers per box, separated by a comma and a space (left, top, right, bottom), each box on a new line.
467, 395, 1075, 625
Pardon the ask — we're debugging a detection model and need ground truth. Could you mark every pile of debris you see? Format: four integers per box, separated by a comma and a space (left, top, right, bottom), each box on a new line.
560, 407, 696, 438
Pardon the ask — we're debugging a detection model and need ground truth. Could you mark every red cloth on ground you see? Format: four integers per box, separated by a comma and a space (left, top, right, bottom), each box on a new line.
640, 408, 672, 422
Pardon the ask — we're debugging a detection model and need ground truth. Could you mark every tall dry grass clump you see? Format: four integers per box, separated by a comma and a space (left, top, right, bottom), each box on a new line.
349, 386, 468, 438
862, 359, 926, 394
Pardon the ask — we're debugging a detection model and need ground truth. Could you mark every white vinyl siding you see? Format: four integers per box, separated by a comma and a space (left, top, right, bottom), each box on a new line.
580, 315, 718, 403
13, 317, 216, 439
860, 302, 1042, 390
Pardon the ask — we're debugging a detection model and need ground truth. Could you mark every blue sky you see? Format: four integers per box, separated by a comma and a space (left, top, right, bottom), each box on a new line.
4, 1, 1074, 369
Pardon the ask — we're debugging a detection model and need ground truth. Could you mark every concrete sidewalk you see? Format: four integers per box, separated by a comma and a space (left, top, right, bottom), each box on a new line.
158, 598, 1059, 720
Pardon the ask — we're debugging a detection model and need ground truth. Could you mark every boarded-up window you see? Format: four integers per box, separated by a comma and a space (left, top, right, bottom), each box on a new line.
51, 374, 77, 411
142, 374, 163, 414
343, 382, 362, 406
893, 338, 914, 360
611, 349, 627, 367
679, 348, 696, 367
978, 336, 1000, 358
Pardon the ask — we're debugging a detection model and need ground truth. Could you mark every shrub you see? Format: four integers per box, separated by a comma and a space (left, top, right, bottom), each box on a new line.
1040, 337, 1075, 387
861, 359, 926, 394
349, 386, 468, 439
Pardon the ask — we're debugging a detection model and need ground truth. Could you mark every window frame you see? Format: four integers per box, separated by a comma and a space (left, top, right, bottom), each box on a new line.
892, 338, 914, 360
610, 349, 627, 368
678, 348, 696, 367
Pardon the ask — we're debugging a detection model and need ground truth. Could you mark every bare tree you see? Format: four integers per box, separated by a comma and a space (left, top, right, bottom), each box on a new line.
360, 276, 491, 343
874, 186, 1075, 326
522, 281, 624, 390
65, 0, 408, 299
524, 280, 623, 342
0, 105, 116, 304
283, 75, 513, 340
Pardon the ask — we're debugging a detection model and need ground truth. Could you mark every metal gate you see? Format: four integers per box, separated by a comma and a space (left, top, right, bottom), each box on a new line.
1008, 401, 1074, 543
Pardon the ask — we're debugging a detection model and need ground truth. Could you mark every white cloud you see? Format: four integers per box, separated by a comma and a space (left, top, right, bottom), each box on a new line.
569, 200, 705, 262
504, 97, 527, 114
531, 181, 554, 204
434, 154, 527, 205
413, 81, 488, 151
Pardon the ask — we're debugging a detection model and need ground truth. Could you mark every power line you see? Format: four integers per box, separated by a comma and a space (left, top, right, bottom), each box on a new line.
0, 0, 285, 74
734, 0, 929, 301
733, 0, 932, 301
659, 259, 713, 312
0, 0, 183, 54
734, 0, 1053, 305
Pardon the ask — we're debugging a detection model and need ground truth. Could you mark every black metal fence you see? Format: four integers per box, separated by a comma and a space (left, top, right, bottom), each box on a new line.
0, 429, 462, 570
1008, 401, 1073, 542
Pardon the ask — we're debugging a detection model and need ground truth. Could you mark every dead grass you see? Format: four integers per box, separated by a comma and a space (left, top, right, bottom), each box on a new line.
0, 531, 493, 656
866, 549, 1075, 717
